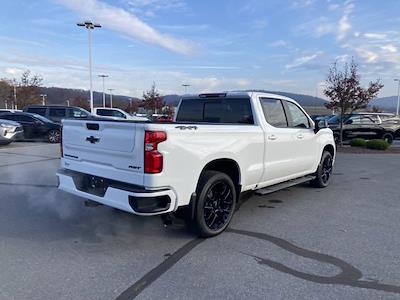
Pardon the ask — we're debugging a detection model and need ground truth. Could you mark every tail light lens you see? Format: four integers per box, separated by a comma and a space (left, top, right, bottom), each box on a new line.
144, 131, 167, 174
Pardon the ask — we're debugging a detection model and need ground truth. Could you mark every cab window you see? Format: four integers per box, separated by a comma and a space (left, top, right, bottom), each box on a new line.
285, 101, 310, 128
260, 98, 288, 127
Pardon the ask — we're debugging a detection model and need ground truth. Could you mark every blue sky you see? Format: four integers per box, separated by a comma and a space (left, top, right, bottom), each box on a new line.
0, 0, 399, 97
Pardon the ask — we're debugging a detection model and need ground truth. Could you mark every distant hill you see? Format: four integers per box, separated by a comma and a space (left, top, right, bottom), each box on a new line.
370, 96, 398, 112
162, 90, 328, 107
35, 87, 331, 109
39, 87, 139, 108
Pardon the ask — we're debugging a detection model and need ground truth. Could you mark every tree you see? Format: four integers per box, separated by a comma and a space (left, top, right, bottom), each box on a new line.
142, 83, 163, 114
72, 95, 90, 111
16, 70, 43, 109
324, 59, 383, 145
370, 105, 382, 113
0, 79, 13, 108
162, 105, 175, 117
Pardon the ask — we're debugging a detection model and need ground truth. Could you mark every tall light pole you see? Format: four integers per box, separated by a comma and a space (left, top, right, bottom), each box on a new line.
108, 88, 114, 108
66, 100, 70, 107
182, 84, 190, 94
13, 83, 17, 109
394, 79, 400, 116
40, 94, 47, 105
98, 74, 108, 107
77, 21, 102, 113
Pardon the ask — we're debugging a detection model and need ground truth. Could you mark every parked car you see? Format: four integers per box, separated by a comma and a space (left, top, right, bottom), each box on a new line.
0, 119, 23, 145
0, 109, 22, 114
93, 107, 149, 121
57, 92, 335, 237
328, 113, 400, 143
0, 112, 61, 143
23, 105, 91, 124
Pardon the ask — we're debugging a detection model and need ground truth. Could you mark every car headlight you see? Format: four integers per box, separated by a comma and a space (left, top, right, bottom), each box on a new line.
0, 123, 16, 130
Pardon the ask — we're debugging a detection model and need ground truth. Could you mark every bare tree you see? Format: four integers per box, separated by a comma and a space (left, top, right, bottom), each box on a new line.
72, 95, 90, 111
370, 105, 382, 113
324, 59, 383, 145
0, 79, 13, 108
142, 83, 163, 114
162, 105, 175, 117
16, 70, 43, 108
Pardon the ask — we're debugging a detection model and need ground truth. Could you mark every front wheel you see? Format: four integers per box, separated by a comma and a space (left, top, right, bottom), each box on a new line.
382, 133, 394, 144
311, 151, 333, 188
190, 171, 236, 237
48, 129, 61, 143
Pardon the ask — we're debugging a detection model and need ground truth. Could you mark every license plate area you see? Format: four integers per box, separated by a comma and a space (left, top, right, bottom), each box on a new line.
73, 174, 109, 197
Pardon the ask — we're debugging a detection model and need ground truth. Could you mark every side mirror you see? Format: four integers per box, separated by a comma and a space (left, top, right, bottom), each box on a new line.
314, 119, 329, 133
346, 119, 353, 124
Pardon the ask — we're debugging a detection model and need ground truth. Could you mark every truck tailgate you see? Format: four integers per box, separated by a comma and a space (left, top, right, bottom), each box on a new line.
61, 119, 145, 185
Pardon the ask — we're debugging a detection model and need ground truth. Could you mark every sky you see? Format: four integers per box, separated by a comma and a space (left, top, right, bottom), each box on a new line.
0, 0, 399, 98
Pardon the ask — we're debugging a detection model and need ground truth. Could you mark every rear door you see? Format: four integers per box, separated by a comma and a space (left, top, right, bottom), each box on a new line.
62, 120, 145, 184
283, 100, 317, 174
259, 98, 296, 182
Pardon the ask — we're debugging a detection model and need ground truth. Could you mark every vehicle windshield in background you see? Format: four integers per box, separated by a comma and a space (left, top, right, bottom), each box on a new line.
31, 114, 53, 123
176, 98, 254, 124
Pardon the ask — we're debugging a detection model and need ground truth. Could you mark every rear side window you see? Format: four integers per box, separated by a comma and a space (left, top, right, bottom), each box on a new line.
49, 108, 66, 117
260, 98, 288, 127
27, 107, 47, 116
97, 109, 125, 118
176, 98, 253, 124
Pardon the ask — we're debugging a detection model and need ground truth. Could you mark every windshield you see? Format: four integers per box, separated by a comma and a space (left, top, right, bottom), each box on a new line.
31, 113, 52, 123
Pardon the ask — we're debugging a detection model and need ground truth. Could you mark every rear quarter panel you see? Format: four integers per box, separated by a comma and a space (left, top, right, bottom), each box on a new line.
144, 123, 264, 207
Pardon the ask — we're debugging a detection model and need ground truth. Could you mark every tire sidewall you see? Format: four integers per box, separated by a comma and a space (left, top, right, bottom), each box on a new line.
383, 133, 393, 144
194, 172, 236, 237
314, 151, 333, 188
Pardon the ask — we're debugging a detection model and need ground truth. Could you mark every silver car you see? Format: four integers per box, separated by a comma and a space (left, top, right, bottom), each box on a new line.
0, 119, 24, 145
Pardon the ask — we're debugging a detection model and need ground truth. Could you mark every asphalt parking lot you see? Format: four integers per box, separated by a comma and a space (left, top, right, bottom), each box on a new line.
0, 143, 400, 300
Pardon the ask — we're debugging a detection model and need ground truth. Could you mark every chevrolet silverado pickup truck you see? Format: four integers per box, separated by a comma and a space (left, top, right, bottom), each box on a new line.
57, 92, 335, 237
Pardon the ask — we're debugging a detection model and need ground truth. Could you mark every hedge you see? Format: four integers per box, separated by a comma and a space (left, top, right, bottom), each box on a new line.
350, 138, 367, 147
365, 139, 390, 150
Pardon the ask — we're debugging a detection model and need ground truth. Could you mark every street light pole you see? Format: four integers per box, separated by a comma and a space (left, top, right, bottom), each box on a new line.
395, 79, 400, 116
182, 84, 190, 94
77, 21, 102, 113
13, 84, 17, 109
108, 88, 114, 108
98, 74, 108, 107
40, 94, 47, 105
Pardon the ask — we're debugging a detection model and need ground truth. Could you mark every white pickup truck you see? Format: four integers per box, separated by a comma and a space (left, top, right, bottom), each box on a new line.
57, 92, 335, 237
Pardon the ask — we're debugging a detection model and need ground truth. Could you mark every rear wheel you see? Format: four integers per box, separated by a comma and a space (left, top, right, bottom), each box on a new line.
382, 132, 394, 144
311, 151, 333, 188
190, 171, 236, 237
48, 129, 61, 143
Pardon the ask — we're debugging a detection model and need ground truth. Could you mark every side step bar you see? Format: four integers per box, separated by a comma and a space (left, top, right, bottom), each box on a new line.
255, 175, 316, 195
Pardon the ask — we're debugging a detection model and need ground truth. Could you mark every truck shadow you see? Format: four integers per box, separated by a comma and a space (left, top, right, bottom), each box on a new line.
228, 228, 400, 295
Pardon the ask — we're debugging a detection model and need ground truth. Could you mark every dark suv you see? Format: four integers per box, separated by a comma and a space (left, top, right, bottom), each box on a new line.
328, 113, 400, 143
23, 105, 90, 124
0, 112, 61, 143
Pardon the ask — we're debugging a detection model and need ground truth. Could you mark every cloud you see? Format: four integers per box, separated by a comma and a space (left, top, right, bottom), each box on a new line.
125, 0, 186, 18
291, 0, 315, 8
381, 44, 397, 53
328, 4, 339, 11
337, 0, 354, 40
285, 52, 323, 70
363, 33, 387, 40
264, 79, 296, 87
251, 19, 268, 30
269, 40, 289, 47
56, 0, 197, 55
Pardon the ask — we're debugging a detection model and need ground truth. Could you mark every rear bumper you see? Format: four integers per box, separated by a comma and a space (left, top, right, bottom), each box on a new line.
56, 169, 177, 216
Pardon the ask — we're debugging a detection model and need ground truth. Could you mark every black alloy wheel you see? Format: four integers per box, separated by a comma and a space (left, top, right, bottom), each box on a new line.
191, 171, 237, 237
311, 151, 333, 188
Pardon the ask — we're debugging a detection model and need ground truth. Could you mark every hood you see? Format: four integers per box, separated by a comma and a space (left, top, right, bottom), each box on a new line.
0, 119, 20, 127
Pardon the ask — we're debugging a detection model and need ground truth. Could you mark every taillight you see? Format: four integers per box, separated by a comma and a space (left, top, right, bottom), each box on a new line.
144, 131, 167, 174
60, 125, 63, 157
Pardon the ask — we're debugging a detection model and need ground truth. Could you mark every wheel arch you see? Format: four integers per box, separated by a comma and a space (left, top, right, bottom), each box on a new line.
323, 144, 335, 159
198, 158, 242, 192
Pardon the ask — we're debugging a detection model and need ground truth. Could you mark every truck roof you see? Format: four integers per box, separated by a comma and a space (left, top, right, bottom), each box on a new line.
181, 91, 300, 104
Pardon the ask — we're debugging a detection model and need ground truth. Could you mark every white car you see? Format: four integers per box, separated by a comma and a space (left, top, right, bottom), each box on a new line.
57, 92, 335, 237
0, 119, 23, 145
93, 107, 149, 121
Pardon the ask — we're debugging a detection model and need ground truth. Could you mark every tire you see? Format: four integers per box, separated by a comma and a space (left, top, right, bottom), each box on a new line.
382, 133, 394, 144
190, 171, 237, 237
48, 130, 61, 143
311, 151, 333, 188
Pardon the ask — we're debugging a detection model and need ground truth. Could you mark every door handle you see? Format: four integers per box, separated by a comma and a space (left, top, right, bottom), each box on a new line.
268, 134, 277, 140
297, 134, 304, 139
